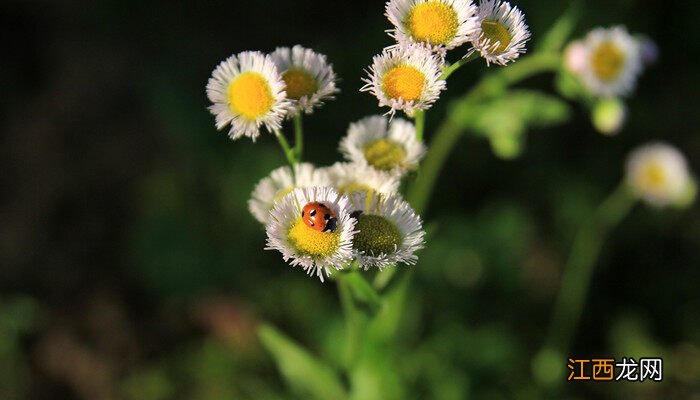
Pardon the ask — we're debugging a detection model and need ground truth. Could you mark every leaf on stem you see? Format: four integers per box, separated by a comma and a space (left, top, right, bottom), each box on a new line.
258, 324, 348, 400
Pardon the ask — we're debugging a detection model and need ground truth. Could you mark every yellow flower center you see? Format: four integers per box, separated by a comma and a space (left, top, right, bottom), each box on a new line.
338, 182, 374, 195
480, 19, 512, 54
642, 163, 667, 190
353, 214, 402, 255
362, 139, 407, 171
227, 72, 274, 120
591, 41, 625, 82
406, 2, 459, 45
287, 217, 341, 258
382, 65, 425, 102
282, 67, 318, 100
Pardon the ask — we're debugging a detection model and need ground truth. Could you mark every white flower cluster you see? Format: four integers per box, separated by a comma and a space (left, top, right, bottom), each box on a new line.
206, 46, 339, 141
364, 0, 531, 116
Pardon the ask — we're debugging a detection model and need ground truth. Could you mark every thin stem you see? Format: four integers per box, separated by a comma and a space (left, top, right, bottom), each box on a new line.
414, 110, 426, 142
407, 52, 562, 213
541, 184, 636, 358
293, 114, 304, 162
337, 269, 365, 370
274, 130, 297, 166
440, 52, 479, 80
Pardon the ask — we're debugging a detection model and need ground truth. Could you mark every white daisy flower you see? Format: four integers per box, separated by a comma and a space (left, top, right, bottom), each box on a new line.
471, 0, 530, 66
339, 115, 426, 172
361, 43, 446, 116
327, 162, 402, 196
626, 142, 693, 207
265, 187, 357, 281
579, 26, 643, 98
385, 0, 479, 52
248, 163, 332, 224
348, 192, 425, 270
270, 45, 339, 116
206, 51, 291, 141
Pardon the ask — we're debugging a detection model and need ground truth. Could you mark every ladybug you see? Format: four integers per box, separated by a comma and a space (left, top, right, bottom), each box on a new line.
301, 202, 337, 232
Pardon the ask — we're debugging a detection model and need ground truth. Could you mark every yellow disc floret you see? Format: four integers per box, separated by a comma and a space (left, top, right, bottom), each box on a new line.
642, 162, 667, 191
591, 41, 625, 82
282, 67, 318, 100
353, 214, 402, 255
363, 139, 407, 171
338, 182, 373, 195
382, 65, 425, 102
481, 19, 512, 54
228, 72, 274, 120
288, 217, 340, 258
406, 2, 459, 45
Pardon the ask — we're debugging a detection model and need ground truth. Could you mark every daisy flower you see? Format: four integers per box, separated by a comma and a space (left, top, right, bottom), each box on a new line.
327, 162, 402, 196
579, 26, 643, 97
249, 163, 332, 224
626, 142, 693, 207
270, 45, 339, 116
339, 115, 426, 172
206, 51, 291, 141
385, 0, 478, 52
265, 187, 357, 281
348, 192, 425, 270
471, 0, 530, 66
361, 43, 446, 116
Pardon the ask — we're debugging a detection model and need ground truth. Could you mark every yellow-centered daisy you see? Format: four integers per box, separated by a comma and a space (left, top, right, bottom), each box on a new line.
578, 26, 643, 98
327, 162, 402, 197
471, 0, 530, 66
249, 163, 332, 224
270, 46, 339, 116
265, 187, 357, 281
207, 51, 290, 141
626, 143, 694, 207
348, 192, 425, 270
386, 0, 478, 52
362, 44, 446, 116
339, 115, 426, 173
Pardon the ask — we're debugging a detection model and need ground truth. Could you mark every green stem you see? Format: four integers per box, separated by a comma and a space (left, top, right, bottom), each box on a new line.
414, 110, 426, 142
542, 184, 636, 357
337, 269, 365, 370
275, 130, 297, 166
407, 52, 561, 213
440, 52, 479, 80
293, 114, 304, 162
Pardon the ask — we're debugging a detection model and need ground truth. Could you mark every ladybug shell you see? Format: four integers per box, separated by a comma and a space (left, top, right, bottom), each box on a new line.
301, 202, 337, 232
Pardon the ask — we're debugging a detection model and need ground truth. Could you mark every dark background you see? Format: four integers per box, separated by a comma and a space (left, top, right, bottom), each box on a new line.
1, 0, 699, 399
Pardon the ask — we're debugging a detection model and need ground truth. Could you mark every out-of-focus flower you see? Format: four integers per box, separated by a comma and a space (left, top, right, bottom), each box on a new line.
361, 43, 446, 116
563, 40, 587, 75
385, 0, 478, 52
339, 115, 426, 172
207, 51, 290, 141
626, 142, 695, 207
592, 98, 627, 136
249, 163, 332, 224
470, 0, 530, 66
640, 36, 659, 66
578, 26, 643, 98
348, 192, 425, 270
270, 45, 339, 116
265, 187, 356, 281
327, 162, 402, 196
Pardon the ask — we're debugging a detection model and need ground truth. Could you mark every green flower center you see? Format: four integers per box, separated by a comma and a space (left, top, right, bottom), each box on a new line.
353, 214, 402, 255
362, 139, 406, 171
282, 67, 318, 100
481, 19, 512, 54
338, 182, 374, 195
288, 217, 340, 258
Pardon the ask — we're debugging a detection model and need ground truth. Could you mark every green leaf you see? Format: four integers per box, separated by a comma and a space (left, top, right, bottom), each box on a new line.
258, 324, 348, 400
344, 271, 383, 315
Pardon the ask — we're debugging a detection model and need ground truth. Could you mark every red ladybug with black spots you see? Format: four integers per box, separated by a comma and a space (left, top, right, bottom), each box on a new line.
302, 202, 337, 232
